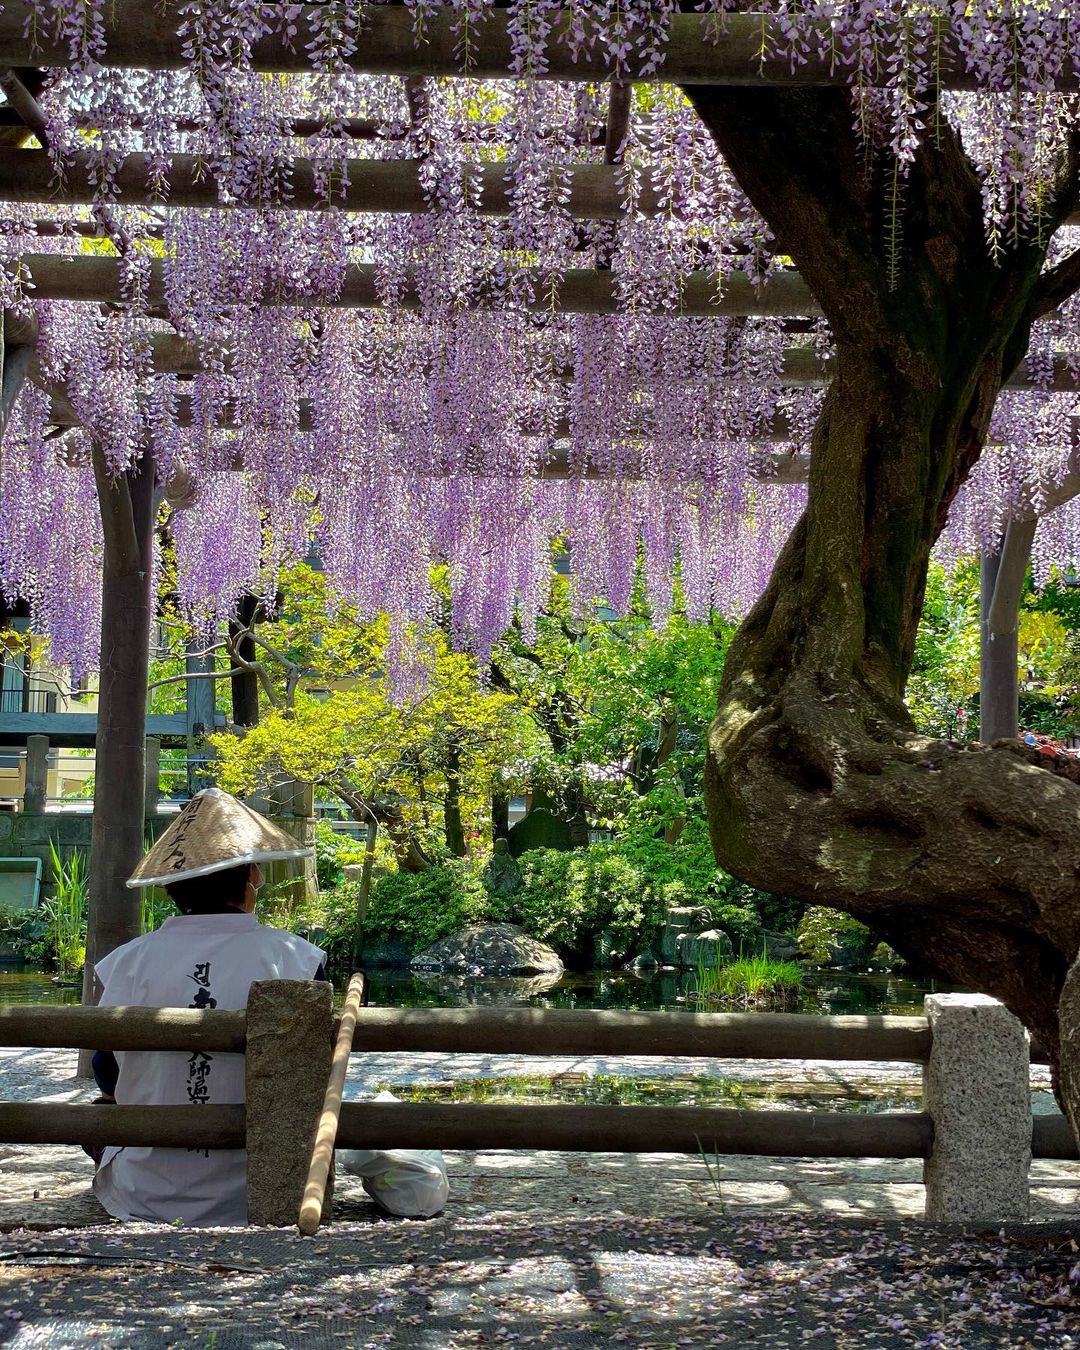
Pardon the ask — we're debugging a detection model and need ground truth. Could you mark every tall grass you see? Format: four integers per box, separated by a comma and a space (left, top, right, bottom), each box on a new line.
43, 840, 88, 976
694, 948, 803, 1005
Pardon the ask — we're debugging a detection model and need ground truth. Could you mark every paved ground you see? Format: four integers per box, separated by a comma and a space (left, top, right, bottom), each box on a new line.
0, 1048, 1075, 1345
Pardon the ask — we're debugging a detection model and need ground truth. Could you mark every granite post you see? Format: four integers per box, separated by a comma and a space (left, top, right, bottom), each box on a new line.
922, 993, 1031, 1221
245, 979, 334, 1227
23, 734, 48, 814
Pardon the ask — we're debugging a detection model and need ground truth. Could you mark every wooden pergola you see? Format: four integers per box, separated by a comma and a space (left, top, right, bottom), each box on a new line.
0, 4, 1075, 985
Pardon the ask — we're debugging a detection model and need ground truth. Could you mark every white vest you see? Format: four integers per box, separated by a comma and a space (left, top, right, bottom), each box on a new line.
93, 912, 326, 1226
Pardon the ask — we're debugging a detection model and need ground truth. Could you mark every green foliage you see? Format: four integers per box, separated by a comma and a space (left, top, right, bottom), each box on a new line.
908, 561, 1080, 740
502, 847, 661, 961
306, 814, 799, 966
333, 858, 491, 958
0, 905, 51, 963
140, 889, 177, 933
694, 951, 804, 1004
313, 819, 369, 890
44, 841, 87, 976
212, 611, 537, 862
796, 906, 878, 965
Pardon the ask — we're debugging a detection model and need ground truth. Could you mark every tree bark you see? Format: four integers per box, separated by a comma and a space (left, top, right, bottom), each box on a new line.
228, 593, 261, 727
687, 87, 1080, 1098
82, 448, 156, 1010
443, 738, 466, 856
491, 791, 510, 842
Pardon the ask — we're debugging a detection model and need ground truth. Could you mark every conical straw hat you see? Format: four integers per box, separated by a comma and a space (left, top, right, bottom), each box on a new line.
127, 787, 313, 888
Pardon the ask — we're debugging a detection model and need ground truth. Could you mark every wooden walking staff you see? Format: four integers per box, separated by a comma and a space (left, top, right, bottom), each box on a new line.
298, 971, 367, 1236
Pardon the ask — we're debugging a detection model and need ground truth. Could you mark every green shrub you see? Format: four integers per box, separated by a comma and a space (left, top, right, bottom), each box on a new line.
502, 847, 661, 962
308, 822, 805, 969
345, 858, 491, 956
314, 819, 372, 890
796, 906, 877, 965
0, 904, 50, 963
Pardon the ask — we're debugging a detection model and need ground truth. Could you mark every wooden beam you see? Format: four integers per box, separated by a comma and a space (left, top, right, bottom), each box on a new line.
0, 7, 1049, 90
0, 67, 47, 143
41, 387, 799, 447
0, 150, 667, 219
0, 1003, 246, 1051
337, 1101, 933, 1157
0, 710, 223, 746
8, 253, 822, 317
0, 1101, 244, 1147
120, 334, 1080, 395
0, 340, 32, 432
348, 1007, 933, 1062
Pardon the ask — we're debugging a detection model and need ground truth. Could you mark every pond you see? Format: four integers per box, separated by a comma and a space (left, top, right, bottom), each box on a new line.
0, 964, 956, 1016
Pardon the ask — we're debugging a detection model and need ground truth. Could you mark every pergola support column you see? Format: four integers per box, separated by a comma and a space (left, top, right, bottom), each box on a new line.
979, 518, 1036, 743
81, 447, 156, 1060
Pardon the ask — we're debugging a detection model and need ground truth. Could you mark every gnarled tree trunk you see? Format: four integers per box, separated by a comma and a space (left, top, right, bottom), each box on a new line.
687, 87, 1080, 1131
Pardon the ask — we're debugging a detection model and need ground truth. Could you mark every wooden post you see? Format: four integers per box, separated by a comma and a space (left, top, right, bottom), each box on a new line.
245, 979, 333, 1226
23, 733, 48, 814
350, 819, 379, 968
143, 735, 160, 820
81, 448, 156, 1067
185, 638, 216, 793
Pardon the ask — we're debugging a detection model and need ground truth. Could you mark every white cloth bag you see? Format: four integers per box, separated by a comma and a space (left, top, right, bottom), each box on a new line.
337, 1091, 449, 1218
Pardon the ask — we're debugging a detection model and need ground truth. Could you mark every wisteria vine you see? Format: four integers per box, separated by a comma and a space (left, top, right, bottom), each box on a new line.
2, 1, 1080, 686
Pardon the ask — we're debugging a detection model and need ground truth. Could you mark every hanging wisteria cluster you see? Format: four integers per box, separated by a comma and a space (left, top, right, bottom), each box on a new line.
3, 0, 1080, 684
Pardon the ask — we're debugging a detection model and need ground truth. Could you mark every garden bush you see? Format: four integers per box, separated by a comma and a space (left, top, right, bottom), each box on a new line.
313, 819, 370, 890
796, 905, 898, 968
319, 858, 491, 961
308, 819, 806, 968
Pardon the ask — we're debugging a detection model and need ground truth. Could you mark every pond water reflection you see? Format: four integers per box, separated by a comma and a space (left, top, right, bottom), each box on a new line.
363, 966, 958, 1016
0, 962, 959, 1016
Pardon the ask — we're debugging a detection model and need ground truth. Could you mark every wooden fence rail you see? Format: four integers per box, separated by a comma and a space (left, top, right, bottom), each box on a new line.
0, 1102, 244, 1148
0, 990, 1069, 1233
0, 1005, 246, 1052
337, 1102, 934, 1158
348, 1007, 935, 1062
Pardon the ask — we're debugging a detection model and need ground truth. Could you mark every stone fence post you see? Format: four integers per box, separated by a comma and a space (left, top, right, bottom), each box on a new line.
23, 734, 48, 814
922, 993, 1031, 1221
245, 979, 334, 1227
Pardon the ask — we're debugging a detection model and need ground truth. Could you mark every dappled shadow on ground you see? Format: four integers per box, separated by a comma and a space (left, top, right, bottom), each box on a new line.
0, 1212, 1075, 1348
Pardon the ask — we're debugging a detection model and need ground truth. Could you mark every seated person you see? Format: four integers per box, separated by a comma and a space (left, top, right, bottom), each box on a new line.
92, 787, 447, 1225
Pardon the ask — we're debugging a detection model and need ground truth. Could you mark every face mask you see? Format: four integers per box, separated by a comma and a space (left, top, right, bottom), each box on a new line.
250, 865, 264, 894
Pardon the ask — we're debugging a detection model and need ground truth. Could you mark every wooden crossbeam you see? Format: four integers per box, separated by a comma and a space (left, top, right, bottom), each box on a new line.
9, 253, 822, 317
8, 152, 1080, 234
135, 332, 1080, 393
0, 149, 664, 219
0, 7, 1043, 90
41, 385, 799, 447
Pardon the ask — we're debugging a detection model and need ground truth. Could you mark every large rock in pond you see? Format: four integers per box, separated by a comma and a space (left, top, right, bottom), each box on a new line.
659, 906, 713, 964
675, 928, 733, 970
411, 923, 563, 978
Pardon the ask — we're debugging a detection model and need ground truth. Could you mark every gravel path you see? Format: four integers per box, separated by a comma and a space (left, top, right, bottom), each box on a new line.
0, 1215, 1075, 1347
